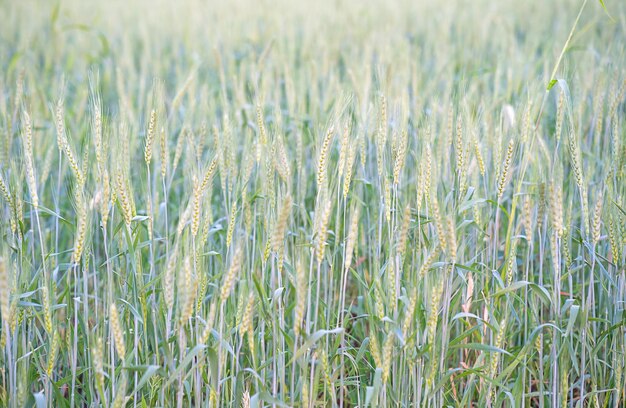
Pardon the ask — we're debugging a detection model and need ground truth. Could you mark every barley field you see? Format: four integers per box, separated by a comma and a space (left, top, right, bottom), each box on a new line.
0, 0, 625, 406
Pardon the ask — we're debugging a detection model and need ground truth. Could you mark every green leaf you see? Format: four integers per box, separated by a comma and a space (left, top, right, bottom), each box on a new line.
597, 0, 614, 21
163, 344, 206, 388
449, 342, 512, 356
494, 281, 551, 305
258, 392, 290, 407
365, 368, 383, 406
33, 391, 46, 408
288, 328, 344, 364
547, 79, 558, 91
564, 305, 580, 337
132, 365, 161, 393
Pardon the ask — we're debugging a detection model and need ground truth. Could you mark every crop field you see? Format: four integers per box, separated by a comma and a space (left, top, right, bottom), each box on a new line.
0, 0, 625, 406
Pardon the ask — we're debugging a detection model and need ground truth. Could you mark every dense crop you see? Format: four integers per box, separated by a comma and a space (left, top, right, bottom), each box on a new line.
0, 0, 625, 406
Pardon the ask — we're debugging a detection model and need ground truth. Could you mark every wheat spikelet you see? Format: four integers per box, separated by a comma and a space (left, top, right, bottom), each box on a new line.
164, 249, 176, 310
55, 99, 84, 186
558, 368, 569, 408
145, 109, 156, 165
110, 303, 126, 359
200, 155, 219, 193
369, 331, 382, 368
115, 166, 133, 226
345, 207, 359, 271
416, 165, 425, 213
262, 235, 272, 264
201, 302, 217, 344
80, 146, 89, 186
550, 231, 560, 274
21, 110, 38, 208
217, 122, 229, 192
521, 101, 532, 144
556, 89, 565, 143
402, 288, 418, 339
424, 143, 433, 204
245, 321, 255, 358
9, 198, 19, 238
431, 198, 447, 253
462, 272, 474, 314
358, 130, 367, 170
240, 292, 254, 336
41, 286, 53, 334
614, 351, 623, 406
235, 290, 246, 327
318, 348, 332, 390
274, 135, 291, 183
99, 169, 111, 226
179, 257, 195, 324
160, 127, 168, 178
393, 130, 407, 186
418, 246, 440, 282
343, 144, 357, 199
488, 317, 508, 404
92, 101, 103, 170
242, 391, 250, 408
497, 139, 514, 201
426, 277, 443, 344
489, 317, 508, 378
315, 198, 332, 266
384, 179, 391, 223
612, 115, 620, 166
301, 380, 309, 408
0, 258, 10, 326
264, 147, 276, 210
549, 180, 563, 237
592, 189, 603, 245
9, 300, 18, 336
504, 239, 518, 286
112, 373, 127, 408
381, 331, 394, 384
446, 104, 454, 148
195, 272, 207, 314
208, 387, 217, 408
425, 279, 444, 390
473, 137, 485, 177
594, 86, 605, 139
379, 95, 387, 145
272, 194, 292, 252
72, 188, 88, 264
608, 78, 626, 120
92, 337, 105, 393
447, 217, 457, 263
220, 245, 243, 303
294, 260, 307, 336
191, 175, 202, 237
338, 123, 349, 177
46, 331, 59, 377
172, 127, 187, 175
387, 257, 397, 311
0, 173, 11, 204
54, 98, 66, 155
455, 114, 464, 176
226, 202, 237, 249
256, 104, 268, 145
608, 213, 620, 264
537, 182, 547, 231
374, 281, 385, 320
376, 126, 386, 178
317, 125, 334, 190
567, 131, 584, 193
523, 194, 533, 239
